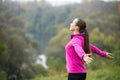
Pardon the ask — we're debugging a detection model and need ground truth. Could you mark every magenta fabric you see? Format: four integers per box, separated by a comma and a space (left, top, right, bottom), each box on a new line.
65, 34, 106, 73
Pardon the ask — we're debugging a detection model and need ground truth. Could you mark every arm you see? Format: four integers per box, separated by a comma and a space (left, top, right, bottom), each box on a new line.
72, 38, 85, 59
90, 43, 106, 57
72, 38, 93, 64
90, 43, 113, 59
73, 43, 93, 64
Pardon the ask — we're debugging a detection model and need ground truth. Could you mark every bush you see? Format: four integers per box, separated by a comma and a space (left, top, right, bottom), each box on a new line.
34, 64, 48, 77
48, 57, 66, 74
0, 70, 6, 80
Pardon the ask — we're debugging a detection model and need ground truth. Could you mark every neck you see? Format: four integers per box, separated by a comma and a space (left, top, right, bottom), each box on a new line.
73, 30, 80, 34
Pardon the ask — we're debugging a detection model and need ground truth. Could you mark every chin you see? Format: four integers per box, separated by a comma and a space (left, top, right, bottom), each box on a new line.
70, 29, 74, 31
69, 28, 72, 30
69, 28, 72, 31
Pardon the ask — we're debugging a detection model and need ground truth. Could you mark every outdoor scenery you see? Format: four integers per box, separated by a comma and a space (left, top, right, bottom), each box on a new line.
0, 0, 120, 80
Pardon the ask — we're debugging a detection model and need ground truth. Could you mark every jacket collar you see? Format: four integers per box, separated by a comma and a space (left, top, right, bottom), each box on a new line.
71, 34, 84, 39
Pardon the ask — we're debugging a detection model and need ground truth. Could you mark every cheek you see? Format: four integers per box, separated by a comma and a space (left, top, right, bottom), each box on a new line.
70, 23, 75, 27
69, 23, 76, 31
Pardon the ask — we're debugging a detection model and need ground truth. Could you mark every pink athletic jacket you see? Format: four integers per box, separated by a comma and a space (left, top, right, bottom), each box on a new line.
65, 34, 106, 73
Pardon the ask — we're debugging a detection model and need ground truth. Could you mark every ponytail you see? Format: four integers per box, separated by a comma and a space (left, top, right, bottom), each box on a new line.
84, 29, 91, 53
76, 18, 91, 54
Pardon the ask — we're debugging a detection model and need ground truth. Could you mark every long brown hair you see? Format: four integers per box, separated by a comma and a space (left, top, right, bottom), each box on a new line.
76, 18, 90, 53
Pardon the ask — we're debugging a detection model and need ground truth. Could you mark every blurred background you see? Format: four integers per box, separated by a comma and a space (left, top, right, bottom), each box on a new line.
0, 0, 120, 80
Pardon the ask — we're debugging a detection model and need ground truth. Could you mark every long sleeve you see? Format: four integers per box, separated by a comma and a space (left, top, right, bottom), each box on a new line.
90, 43, 106, 57
72, 38, 85, 59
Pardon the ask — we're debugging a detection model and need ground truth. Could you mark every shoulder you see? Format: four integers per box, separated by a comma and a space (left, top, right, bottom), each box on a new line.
72, 36, 83, 41
72, 37, 83, 44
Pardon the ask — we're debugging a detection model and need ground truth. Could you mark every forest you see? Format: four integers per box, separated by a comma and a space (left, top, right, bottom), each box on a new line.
0, 0, 120, 80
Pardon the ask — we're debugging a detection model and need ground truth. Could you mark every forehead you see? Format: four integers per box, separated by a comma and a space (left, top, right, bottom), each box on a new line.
73, 18, 78, 23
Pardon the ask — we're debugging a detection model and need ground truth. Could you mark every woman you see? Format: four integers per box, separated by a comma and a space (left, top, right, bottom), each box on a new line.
65, 18, 113, 80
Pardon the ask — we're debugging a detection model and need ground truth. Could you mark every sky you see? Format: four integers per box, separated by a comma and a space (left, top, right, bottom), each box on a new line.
12, 0, 120, 6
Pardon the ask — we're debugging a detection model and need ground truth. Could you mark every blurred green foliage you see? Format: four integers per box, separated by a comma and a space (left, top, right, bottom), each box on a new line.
0, 0, 120, 80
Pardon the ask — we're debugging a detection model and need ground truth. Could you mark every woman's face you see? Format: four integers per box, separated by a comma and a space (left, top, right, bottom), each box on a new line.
70, 18, 79, 31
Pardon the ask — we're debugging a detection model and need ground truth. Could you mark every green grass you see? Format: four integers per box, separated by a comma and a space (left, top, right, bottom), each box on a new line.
33, 66, 120, 80
87, 66, 120, 80
34, 74, 67, 80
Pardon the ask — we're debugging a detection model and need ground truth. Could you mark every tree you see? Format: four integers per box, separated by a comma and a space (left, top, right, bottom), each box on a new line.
0, 1, 39, 79
45, 28, 71, 61
90, 27, 115, 51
